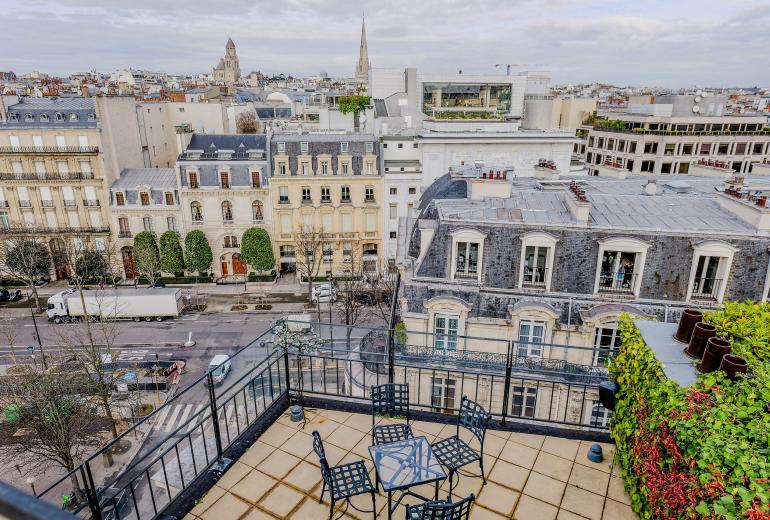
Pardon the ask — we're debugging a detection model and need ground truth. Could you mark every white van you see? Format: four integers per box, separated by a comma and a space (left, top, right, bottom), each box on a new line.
206, 355, 232, 386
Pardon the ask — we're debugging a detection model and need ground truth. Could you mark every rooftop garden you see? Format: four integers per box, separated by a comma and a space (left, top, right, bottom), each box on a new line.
610, 301, 770, 519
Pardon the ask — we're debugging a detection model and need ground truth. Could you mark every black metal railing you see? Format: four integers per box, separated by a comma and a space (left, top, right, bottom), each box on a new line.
522, 267, 548, 289
0, 172, 95, 181
22, 319, 612, 520
0, 146, 99, 154
118, 231, 132, 238
597, 271, 636, 295
692, 277, 722, 300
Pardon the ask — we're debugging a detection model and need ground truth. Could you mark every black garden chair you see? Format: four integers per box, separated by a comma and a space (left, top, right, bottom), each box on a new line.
430, 396, 491, 498
371, 383, 414, 446
312, 430, 376, 520
405, 493, 475, 520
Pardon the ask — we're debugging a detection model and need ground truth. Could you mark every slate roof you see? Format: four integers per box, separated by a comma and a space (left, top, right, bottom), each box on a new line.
111, 168, 176, 190
272, 132, 376, 142
2, 96, 98, 128
186, 134, 267, 151
431, 175, 765, 236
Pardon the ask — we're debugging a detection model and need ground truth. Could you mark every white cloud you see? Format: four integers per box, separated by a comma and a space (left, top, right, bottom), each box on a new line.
2, 0, 769, 87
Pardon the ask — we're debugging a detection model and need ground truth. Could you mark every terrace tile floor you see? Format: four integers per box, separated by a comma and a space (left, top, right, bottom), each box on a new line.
184, 409, 638, 520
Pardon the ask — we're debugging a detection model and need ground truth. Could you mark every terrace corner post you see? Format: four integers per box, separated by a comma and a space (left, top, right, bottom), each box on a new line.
206, 371, 231, 473
500, 340, 515, 427
83, 461, 102, 520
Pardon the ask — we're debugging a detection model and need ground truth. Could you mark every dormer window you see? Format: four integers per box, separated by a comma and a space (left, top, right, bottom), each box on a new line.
277, 142, 285, 153
301, 142, 309, 153
40, 114, 49, 122
87, 113, 96, 122
70, 114, 78, 121
140, 192, 150, 206
250, 171, 261, 188
188, 171, 199, 189
54, 113, 64, 122
450, 229, 486, 282
593, 238, 650, 297
115, 192, 125, 206
220, 171, 230, 189
218, 151, 232, 160
340, 142, 349, 153
25, 114, 33, 122
366, 142, 374, 153
164, 192, 174, 205
8, 113, 17, 122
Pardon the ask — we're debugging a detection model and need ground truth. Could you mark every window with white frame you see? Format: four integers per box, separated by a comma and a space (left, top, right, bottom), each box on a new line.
277, 142, 285, 153
341, 161, 350, 175
587, 400, 613, 428
167, 216, 177, 232
593, 323, 620, 366
594, 238, 649, 296
687, 241, 736, 303
143, 216, 154, 233
451, 229, 485, 282
301, 161, 310, 175
511, 386, 538, 418
366, 142, 374, 153
431, 377, 456, 414
300, 142, 308, 153
517, 320, 545, 358
340, 142, 348, 153
434, 314, 458, 351
279, 186, 289, 203
518, 232, 558, 290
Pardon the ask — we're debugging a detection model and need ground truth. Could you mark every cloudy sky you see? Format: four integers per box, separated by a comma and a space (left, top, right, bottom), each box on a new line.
2, 0, 769, 87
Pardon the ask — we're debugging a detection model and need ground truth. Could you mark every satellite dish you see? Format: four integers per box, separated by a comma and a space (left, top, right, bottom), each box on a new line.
695, 96, 702, 102
692, 105, 700, 113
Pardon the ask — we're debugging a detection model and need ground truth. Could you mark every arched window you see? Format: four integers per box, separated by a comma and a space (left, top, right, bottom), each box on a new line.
191, 201, 203, 222
25, 114, 34, 122
55, 113, 64, 122
70, 113, 78, 121
252, 200, 263, 221
40, 114, 49, 122
224, 235, 239, 248
221, 201, 233, 222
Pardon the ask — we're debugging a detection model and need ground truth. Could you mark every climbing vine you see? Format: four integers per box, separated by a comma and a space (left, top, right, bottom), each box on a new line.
610, 303, 770, 519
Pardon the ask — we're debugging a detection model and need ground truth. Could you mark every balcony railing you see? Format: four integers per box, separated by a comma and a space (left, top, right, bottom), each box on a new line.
83, 199, 100, 207
63, 200, 76, 208
0, 171, 95, 181
118, 231, 132, 238
28, 320, 611, 520
0, 226, 109, 235
0, 146, 99, 154
41, 200, 54, 208
522, 267, 548, 289
18, 200, 31, 208
0, 201, 8, 207
597, 271, 636, 295
692, 277, 722, 301
278, 197, 289, 204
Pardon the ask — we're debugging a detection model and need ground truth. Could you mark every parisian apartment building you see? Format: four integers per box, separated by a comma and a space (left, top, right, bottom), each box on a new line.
177, 134, 271, 278
0, 95, 145, 279
269, 132, 383, 276
398, 165, 770, 379
582, 94, 770, 176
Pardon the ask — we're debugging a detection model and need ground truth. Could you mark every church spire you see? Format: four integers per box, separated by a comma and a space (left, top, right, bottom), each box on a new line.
355, 16, 370, 93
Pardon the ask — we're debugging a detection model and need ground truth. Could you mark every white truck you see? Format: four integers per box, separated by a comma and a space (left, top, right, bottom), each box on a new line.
46, 288, 185, 324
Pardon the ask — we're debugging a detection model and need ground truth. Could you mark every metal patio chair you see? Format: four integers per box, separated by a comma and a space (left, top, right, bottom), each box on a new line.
371, 383, 414, 446
312, 430, 376, 520
405, 493, 475, 519
431, 396, 491, 497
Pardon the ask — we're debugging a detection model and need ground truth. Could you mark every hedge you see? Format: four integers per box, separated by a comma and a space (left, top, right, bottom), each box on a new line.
610, 302, 770, 519
248, 271, 276, 282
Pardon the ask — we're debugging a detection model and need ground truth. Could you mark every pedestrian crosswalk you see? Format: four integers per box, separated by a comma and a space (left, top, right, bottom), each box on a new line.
152, 401, 264, 436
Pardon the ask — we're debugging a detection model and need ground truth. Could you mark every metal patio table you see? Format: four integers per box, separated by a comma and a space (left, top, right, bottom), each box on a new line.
369, 436, 447, 520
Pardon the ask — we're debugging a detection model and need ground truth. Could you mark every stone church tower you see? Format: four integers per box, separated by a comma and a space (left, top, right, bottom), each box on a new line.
213, 37, 241, 84
354, 17, 370, 94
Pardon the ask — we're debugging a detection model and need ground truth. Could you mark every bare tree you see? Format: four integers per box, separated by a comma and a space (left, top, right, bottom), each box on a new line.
236, 111, 260, 134
334, 250, 371, 351
293, 226, 325, 304
52, 236, 125, 440
0, 226, 52, 312
368, 268, 399, 326
0, 355, 107, 503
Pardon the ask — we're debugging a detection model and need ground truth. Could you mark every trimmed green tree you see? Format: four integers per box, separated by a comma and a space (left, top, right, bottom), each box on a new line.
240, 227, 274, 272
159, 231, 184, 275
184, 230, 212, 276
133, 231, 160, 286
73, 250, 109, 284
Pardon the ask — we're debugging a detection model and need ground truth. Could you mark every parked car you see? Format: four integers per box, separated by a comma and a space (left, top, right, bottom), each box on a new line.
34, 275, 51, 287
354, 291, 375, 306
205, 354, 232, 386
0, 289, 22, 303
311, 283, 336, 303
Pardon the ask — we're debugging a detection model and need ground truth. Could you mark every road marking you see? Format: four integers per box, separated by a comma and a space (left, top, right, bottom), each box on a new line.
185, 405, 206, 433
164, 405, 184, 432
153, 405, 171, 430
176, 404, 193, 427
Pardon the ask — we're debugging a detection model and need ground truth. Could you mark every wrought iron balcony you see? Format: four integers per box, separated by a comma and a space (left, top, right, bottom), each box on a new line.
0, 171, 95, 181
522, 266, 548, 289
83, 199, 100, 207
597, 271, 636, 295
0, 146, 99, 154
692, 277, 722, 301
118, 231, 132, 238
